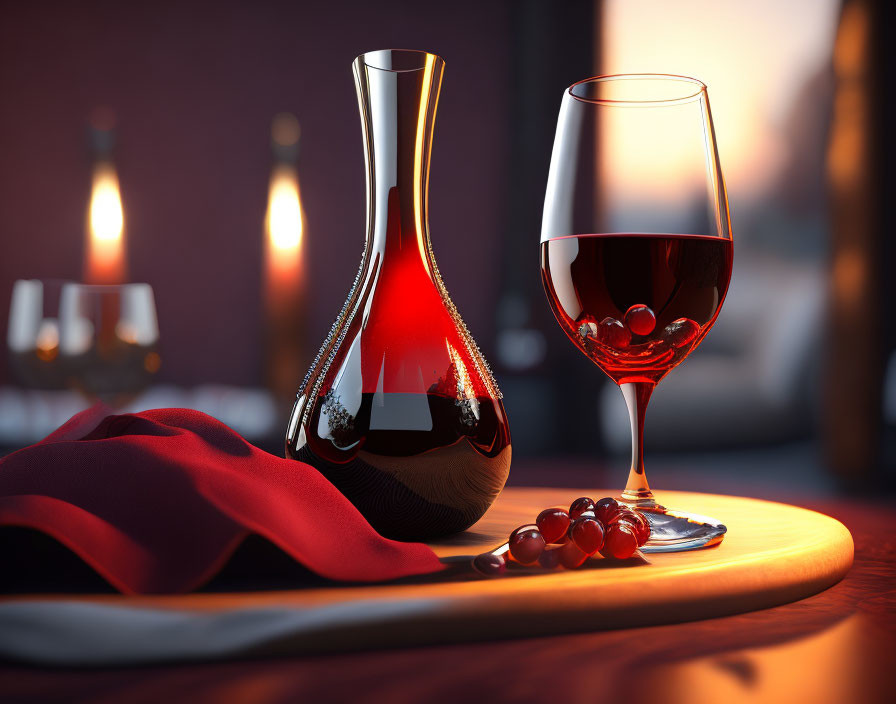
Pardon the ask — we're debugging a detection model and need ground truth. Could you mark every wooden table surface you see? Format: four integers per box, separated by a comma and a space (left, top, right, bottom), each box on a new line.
0, 491, 893, 704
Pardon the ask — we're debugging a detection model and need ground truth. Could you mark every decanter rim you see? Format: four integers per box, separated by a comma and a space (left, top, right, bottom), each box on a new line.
356, 49, 445, 74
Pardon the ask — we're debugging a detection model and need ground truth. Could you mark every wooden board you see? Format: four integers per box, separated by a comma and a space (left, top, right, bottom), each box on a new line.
0, 489, 854, 665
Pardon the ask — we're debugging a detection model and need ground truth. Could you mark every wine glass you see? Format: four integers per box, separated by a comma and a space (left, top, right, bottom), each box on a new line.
58, 282, 161, 406
7, 279, 68, 389
540, 74, 733, 551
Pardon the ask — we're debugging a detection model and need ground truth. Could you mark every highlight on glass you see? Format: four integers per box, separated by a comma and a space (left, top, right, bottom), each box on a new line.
285, 50, 511, 542
540, 74, 732, 551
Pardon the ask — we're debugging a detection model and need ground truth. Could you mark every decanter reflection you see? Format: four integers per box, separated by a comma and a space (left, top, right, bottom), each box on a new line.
285, 49, 511, 541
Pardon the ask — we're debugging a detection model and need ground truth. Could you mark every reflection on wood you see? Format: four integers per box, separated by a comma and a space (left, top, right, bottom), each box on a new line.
0, 488, 853, 666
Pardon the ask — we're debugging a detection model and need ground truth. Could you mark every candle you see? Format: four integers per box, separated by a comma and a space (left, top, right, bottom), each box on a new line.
264, 113, 308, 406
77, 110, 147, 403
85, 162, 126, 285
84, 111, 127, 285
265, 164, 304, 294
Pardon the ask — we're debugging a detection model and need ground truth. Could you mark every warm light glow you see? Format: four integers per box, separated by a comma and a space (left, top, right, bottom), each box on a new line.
264, 159, 305, 319
446, 342, 475, 400
86, 161, 126, 284
827, 0, 869, 192
414, 53, 437, 272
629, 615, 870, 704
143, 351, 162, 373
35, 319, 59, 362
601, 0, 840, 202
271, 112, 301, 149
115, 320, 139, 344
89, 163, 124, 243
266, 166, 304, 254
263, 137, 307, 399
598, 100, 711, 212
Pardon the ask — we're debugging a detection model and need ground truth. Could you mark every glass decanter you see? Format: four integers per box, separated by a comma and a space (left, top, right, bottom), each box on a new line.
285, 49, 511, 541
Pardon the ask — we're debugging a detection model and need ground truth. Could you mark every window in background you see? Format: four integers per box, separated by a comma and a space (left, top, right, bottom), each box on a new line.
597, 0, 841, 451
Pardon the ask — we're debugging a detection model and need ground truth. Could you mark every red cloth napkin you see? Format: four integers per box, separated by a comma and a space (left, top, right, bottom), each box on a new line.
0, 406, 445, 593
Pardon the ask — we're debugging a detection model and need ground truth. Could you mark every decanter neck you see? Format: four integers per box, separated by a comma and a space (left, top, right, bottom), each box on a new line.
353, 50, 444, 268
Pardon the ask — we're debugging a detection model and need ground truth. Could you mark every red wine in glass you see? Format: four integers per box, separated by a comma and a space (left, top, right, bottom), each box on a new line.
540, 74, 734, 551
541, 233, 732, 385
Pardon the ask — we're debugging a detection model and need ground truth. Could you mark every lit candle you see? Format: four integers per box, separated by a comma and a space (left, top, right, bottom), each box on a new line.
264, 113, 308, 405
265, 166, 304, 295
81, 110, 129, 380
84, 111, 127, 285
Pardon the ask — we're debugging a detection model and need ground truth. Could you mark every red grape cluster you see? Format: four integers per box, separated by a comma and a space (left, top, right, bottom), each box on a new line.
472, 497, 651, 576
577, 304, 700, 353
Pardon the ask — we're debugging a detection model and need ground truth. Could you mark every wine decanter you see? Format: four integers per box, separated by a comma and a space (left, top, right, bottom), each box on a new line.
285, 49, 511, 541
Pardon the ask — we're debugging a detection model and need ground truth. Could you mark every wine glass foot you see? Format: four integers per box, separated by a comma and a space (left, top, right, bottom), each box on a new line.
635, 506, 727, 553
620, 488, 657, 508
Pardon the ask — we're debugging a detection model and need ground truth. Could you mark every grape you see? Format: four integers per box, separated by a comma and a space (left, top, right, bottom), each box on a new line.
611, 509, 651, 546
624, 304, 656, 336
538, 546, 562, 569
508, 525, 546, 564
536, 508, 571, 544
569, 497, 595, 519
570, 517, 605, 555
632, 513, 651, 546
593, 497, 620, 525
577, 316, 598, 342
600, 523, 639, 559
596, 317, 631, 349
663, 318, 700, 348
610, 508, 638, 525
473, 552, 507, 576
475, 497, 649, 577
558, 540, 589, 569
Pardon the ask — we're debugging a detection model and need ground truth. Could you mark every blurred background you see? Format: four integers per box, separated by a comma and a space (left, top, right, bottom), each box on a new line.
0, 0, 893, 498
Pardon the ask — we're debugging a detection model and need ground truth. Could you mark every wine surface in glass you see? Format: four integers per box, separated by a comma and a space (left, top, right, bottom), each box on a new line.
541, 233, 732, 384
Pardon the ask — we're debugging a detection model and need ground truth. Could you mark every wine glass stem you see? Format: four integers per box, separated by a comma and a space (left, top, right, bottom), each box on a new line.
620, 381, 656, 507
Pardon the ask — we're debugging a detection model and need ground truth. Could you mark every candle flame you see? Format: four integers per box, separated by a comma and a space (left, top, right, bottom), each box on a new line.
90, 163, 124, 243
35, 319, 60, 362
86, 161, 126, 284
266, 166, 304, 253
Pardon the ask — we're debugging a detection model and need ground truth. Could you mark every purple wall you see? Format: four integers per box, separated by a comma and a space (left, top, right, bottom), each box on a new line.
0, 1, 511, 386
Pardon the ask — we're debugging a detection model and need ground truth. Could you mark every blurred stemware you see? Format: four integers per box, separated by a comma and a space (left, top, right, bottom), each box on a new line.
7, 279, 161, 406
59, 282, 161, 405
7, 279, 67, 390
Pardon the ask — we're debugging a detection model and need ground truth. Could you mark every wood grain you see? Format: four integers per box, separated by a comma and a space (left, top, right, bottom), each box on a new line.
0, 488, 854, 665
1, 494, 891, 704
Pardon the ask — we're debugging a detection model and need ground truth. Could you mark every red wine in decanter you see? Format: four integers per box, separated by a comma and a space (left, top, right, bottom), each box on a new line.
285, 50, 510, 541
287, 224, 511, 541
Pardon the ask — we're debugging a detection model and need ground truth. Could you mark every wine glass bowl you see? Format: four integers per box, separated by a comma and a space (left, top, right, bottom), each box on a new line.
7, 279, 67, 389
541, 233, 732, 385
59, 283, 161, 404
7, 280, 161, 405
541, 75, 733, 551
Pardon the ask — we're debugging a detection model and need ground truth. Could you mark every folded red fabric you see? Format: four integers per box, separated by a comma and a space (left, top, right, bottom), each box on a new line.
0, 406, 445, 593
